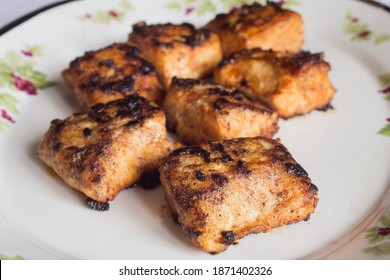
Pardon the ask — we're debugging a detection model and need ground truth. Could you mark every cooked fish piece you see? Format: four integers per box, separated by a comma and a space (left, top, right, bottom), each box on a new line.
215, 49, 336, 118
164, 77, 278, 144
38, 95, 174, 203
129, 22, 222, 89
62, 42, 164, 111
160, 137, 318, 253
205, 2, 304, 57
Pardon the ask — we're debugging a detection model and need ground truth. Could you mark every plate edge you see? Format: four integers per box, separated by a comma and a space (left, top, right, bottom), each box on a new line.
0, 0, 80, 36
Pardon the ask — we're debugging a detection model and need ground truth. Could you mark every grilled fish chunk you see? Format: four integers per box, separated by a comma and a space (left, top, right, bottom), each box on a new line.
38, 95, 174, 203
205, 2, 304, 57
164, 77, 278, 145
215, 49, 336, 118
129, 22, 222, 89
160, 137, 318, 253
62, 42, 164, 111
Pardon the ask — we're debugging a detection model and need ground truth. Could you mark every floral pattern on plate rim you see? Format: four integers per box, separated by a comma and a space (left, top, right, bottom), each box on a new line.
377, 73, 390, 136
164, 0, 301, 16
77, 0, 133, 24
344, 12, 390, 44
0, 45, 55, 133
363, 212, 390, 256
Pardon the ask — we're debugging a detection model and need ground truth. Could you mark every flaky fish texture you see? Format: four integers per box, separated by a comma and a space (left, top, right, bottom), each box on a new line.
160, 137, 318, 253
205, 2, 304, 57
38, 95, 174, 203
215, 49, 336, 118
62, 42, 164, 111
129, 22, 222, 89
164, 77, 278, 144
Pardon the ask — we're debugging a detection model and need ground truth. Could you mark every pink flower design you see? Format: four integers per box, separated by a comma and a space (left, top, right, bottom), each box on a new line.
0, 109, 15, 123
185, 7, 195, 15
378, 227, 390, 237
358, 30, 371, 38
11, 74, 37, 95
109, 10, 118, 17
380, 86, 390, 94
21, 50, 33, 57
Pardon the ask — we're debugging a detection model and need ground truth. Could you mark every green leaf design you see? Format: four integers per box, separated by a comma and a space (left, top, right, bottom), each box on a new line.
35, 79, 56, 89
0, 77, 12, 88
119, 0, 133, 10
111, 10, 125, 22
16, 65, 56, 89
165, 1, 181, 11
0, 45, 55, 95
4, 51, 35, 72
94, 11, 113, 24
0, 94, 19, 115
385, 95, 390, 102
221, 0, 243, 8
375, 34, 390, 45
378, 124, 390, 136
221, 0, 262, 9
88, 10, 125, 24
344, 13, 372, 41
0, 64, 12, 87
77, 0, 131, 24
16, 65, 35, 78
0, 63, 13, 74
0, 44, 54, 134
0, 119, 8, 133
362, 242, 390, 256
365, 227, 386, 244
345, 12, 390, 44
25, 44, 43, 56
0, 253, 25, 260
282, 0, 301, 9
378, 73, 390, 87
4, 50, 22, 70
380, 213, 390, 227
4, 51, 34, 71
197, 0, 217, 15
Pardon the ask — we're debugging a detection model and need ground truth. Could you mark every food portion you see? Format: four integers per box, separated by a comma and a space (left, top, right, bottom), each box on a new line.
164, 77, 278, 145
159, 137, 318, 253
62, 42, 164, 111
37, 0, 327, 253
129, 22, 222, 89
215, 48, 336, 118
37, 95, 174, 203
205, 2, 304, 57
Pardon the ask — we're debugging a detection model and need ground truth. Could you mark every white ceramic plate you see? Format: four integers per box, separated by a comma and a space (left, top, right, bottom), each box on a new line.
0, 0, 389, 260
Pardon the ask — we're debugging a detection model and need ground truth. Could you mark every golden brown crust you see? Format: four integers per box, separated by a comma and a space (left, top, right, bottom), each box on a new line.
38, 95, 174, 203
159, 137, 318, 253
62, 42, 164, 111
164, 77, 279, 144
215, 49, 336, 118
129, 22, 222, 89
205, 2, 304, 57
